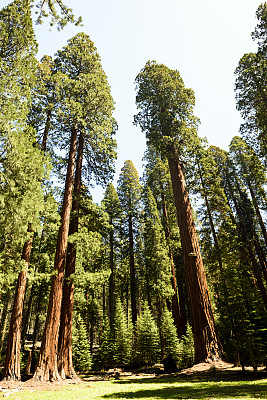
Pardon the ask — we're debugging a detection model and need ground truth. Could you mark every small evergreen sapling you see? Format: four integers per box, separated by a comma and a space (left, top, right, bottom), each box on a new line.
135, 303, 160, 366
113, 300, 133, 367
72, 314, 92, 373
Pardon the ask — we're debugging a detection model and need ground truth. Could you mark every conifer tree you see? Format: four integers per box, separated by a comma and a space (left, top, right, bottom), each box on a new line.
135, 303, 160, 366
72, 314, 92, 373
99, 316, 114, 370
160, 308, 180, 362
33, 33, 116, 381
142, 186, 173, 308
102, 184, 122, 330
135, 61, 222, 363
113, 300, 133, 366
229, 136, 267, 247
117, 160, 142, 325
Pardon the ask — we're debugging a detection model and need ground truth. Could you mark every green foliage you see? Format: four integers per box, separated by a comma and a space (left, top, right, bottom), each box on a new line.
135, 304, 161, 366
72, 314, 92, 372
113, 300, 133, 367
160, 309, 194, 369
54, 33, 117, 186
98, 317, 114, 370
0, 0, 48, 281
160, 308, 180, 361
0, 0, 37, 128
134, 60, 199, 159
34, 0, 82, 30
142, 186, 173, 302
177, 324, 194, 369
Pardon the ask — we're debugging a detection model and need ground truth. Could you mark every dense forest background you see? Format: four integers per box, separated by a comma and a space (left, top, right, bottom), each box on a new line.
0, 0, 267, 382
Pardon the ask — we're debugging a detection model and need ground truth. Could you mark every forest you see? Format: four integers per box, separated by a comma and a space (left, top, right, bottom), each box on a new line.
0, 0, 267, 390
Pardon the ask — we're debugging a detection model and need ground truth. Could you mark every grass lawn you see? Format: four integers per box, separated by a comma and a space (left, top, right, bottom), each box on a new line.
3, 370, 267, 400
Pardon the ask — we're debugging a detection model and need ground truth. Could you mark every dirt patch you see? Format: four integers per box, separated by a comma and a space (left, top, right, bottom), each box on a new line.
0, 377, 87, 397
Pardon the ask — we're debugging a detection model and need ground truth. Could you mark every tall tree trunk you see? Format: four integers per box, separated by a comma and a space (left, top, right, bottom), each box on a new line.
160, 180, 185, 337
167, 146, 222, 363
33, 124, 78, 381
129, 213, 137, 325
57, 131, 83, 379
3, 224, 34, 380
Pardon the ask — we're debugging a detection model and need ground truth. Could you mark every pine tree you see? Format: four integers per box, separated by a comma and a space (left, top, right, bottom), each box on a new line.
72, 314, 92, 373
113, 300, 133, 367
117, 160, 142, 325
99, 316, 114, 370
160, 308, 181, 362
142, 186, 173, 307
135, 303, 160, 366
102, 184, 122, 330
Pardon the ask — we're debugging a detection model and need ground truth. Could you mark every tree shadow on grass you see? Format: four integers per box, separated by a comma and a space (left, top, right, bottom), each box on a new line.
104, 382, 267, 399
103, 370, 267, 399
114, 369, 267, 385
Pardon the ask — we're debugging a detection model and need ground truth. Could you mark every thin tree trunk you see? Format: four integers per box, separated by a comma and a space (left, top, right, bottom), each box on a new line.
33, 124, 78, 381
57, 131, 83, 379
129, 213, 137, 325
198, 161, 223, 270
109, 225, 115, 331
247, 180, 267, 247
167, 146, 222, 363
226, 176, 267, 308
41, 109, 52, 152
3, 225, 34, 380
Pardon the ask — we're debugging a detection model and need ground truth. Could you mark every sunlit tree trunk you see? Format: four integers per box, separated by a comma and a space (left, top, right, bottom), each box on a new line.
167, 146, 222, 363
3, 225, 34, 380
33, 124, 78, 381
58, 131, 83, 379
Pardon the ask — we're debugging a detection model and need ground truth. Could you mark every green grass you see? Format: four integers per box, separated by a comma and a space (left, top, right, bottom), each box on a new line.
4, 371, 267, 400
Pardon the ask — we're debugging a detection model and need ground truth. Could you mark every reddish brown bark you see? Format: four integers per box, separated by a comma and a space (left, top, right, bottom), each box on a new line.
57, 131, 83, 379
167, 147, 222, 363
160, 180, 185, 337
3, 225, 34, 380
33, 125, 78, 381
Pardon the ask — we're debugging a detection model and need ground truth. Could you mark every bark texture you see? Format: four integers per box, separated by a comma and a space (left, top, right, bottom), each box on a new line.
57, 131, 83, 379
33, 125, 78, 381
167, 147, 222, 363
3, 225, 34, 380
160, 181, 186, 337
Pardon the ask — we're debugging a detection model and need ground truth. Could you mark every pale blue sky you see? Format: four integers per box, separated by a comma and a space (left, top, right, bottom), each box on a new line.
2, 0, 263, 202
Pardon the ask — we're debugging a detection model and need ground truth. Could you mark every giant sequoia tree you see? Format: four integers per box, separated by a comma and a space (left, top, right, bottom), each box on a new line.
33, 33, 116, 381
134, 61, 222, 362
